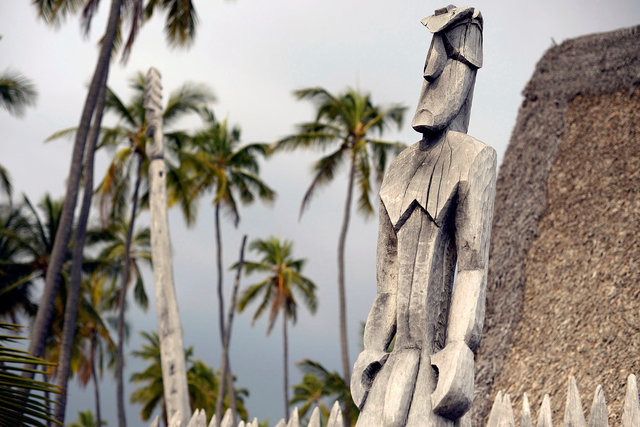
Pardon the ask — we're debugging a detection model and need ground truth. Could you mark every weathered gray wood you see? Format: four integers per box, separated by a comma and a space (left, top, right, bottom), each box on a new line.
186, 409, 207, 427
308, 406, 321, 427
622, 374, 640, 427
563, 376, 586, 427
537, 395, 553, 427
487, 391, 504, 427
145, 67, 191, 426
352, 6, 496, 426
220, 409, 233, 427
485, 390, 515, 426
503, 394, 515, 427
522, 393, 533, 427
286, 407, 299, 427
327, 401, 343, 427
169, 411, 183, 427
587, 385, 607, 427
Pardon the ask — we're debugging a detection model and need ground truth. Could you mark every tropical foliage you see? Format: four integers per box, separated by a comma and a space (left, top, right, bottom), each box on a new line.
0, 69, 37, 117
291, 359, 358, 426
130, 330, 248, 425
0, 323, 61, 426
183, 109, 275, 347
237, 236, 317, 420
275, 86, 405, 387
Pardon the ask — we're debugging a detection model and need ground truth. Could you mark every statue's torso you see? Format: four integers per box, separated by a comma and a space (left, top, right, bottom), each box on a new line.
379, 131, 488, 353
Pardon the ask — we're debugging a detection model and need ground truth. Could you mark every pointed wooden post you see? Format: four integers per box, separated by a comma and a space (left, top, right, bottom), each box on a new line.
327, 401, 343, 427
522, 393, 534, 427
537, 394, 553, 427
308, 407, 322, 427
587, 385, 608, 427
286, 407, 300, 427
487, 390, 504, 427
220, 409, 234, 427
145, 67, 191, 426
503, 393, 516, 426
622, 374, 640, 427
563, 376, 586, 427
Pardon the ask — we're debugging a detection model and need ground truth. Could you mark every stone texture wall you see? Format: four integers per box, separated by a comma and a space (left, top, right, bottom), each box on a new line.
473, 25, 640, 425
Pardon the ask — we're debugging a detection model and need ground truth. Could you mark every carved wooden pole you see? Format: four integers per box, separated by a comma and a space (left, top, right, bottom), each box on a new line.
144, 67, 191, 425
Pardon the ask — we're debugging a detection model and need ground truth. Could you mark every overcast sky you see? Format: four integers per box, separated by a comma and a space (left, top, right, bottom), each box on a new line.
1, 0, 639, 425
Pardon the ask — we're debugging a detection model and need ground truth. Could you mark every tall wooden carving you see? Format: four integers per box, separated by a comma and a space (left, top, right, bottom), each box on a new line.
145, 67, 191, 425
351, 5, 496, 426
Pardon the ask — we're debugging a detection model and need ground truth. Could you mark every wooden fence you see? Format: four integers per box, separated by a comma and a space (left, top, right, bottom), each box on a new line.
152, 374, 640, 426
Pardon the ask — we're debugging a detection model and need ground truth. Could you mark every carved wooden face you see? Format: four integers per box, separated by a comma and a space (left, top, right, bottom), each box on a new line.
412, 22, 482, 135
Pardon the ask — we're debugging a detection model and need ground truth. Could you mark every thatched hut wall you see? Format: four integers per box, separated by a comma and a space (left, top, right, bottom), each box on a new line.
474, 25, 640, 425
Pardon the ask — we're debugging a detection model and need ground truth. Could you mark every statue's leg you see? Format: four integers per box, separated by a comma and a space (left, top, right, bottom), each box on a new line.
405, 349, 453, 427
382, 349, 420, 427
355, 352, 395, 427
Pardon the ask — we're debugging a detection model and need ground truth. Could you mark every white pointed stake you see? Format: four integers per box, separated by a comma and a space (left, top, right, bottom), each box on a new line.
208, 413, 216, 427
563, 376, 586, 427
622, 374, 640, 427
503, 393, 516, 426
587, 385, 608, 427
522, 393, 533, 427
537, 394, 553, 427
169, 411, 183, 427
149, 415, 160, 427
487, 390, 504, 427
308, 406, 322, 427
274, 419, 286, 427
221, 409, 234, 427
327, 401, 343, 427
287, 407, 300, 427
237, 421, 245, 427
248, 418, 259, 427
186, 408, 207, 427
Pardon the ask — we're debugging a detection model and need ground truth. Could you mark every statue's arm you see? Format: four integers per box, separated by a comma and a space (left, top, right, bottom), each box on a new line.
431, 146, 496, 419
351, 198, 398, 408
447, 146, 497, 350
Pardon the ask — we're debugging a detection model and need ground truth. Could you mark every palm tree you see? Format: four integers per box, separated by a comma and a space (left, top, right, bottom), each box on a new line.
0, 69, 37, 117
130, 331, 248, 425
47, 73, 210, 424
68, 409, 107, 427
184, 109, 275, 348
0, 323, 61, 426
291, 359, 358, 426
72, 275, 118, 427
28, 6, 199, 425
236, 237, 317, 421
275, 87, 405, 389
0, 203, 39, 322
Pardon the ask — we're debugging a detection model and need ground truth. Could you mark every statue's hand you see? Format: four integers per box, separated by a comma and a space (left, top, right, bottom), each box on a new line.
351, 350, 389, 409
430, 341, 474, 420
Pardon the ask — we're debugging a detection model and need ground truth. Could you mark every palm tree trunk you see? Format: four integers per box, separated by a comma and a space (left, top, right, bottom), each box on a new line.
116, 154, 143, 427
53, 68, 108, 425
215, 204, 225, 345
282, 313, 289, 422
215, 236, 246, 426
337, 151, 356, 426
28, 0, 122, 364
91, 333, 102, 427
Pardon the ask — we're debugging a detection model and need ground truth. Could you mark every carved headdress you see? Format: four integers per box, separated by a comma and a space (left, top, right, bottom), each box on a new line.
421, 5, 483, 70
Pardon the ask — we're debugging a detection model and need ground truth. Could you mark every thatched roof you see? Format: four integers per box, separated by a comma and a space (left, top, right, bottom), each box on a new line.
473, 25, 640, 425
